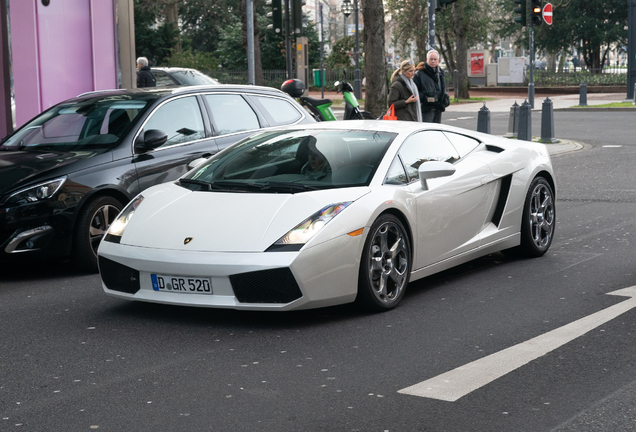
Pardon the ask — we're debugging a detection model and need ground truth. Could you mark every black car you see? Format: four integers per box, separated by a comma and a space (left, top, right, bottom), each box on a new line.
0, 85, 314, 271
151, 67, 220, 87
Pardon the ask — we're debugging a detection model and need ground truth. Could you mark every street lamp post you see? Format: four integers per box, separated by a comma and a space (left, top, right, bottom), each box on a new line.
341, 0, 361, 99
353, 0, 361, 99
341, 0, 352, 38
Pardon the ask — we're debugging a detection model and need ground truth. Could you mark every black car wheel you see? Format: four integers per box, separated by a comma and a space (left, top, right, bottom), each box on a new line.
357, 214, 411, 311
518, 176, 555, 257
72, 196, 123, 272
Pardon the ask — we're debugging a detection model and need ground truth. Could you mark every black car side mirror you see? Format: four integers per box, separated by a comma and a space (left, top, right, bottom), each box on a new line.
134, 129, 168, 153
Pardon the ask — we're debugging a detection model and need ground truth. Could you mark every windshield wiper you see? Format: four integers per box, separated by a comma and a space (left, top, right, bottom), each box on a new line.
177, 178, 212, 191
211, 180, 320, 193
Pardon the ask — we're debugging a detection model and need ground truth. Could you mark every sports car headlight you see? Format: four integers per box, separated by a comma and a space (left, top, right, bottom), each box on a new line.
271, 202, 351, 250
104, 195, 144, 243
2, 176, 66, 206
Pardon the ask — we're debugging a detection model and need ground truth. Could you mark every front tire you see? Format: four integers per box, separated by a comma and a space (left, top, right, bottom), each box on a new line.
357, 214, 411, 311
72, 196, 123, 273
518, 177, 555, 257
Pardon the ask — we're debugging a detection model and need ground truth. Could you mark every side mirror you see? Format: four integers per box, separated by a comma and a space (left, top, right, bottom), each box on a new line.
418, 161, 456, 190
187, 157, 208, 170
134, 129, 168, 153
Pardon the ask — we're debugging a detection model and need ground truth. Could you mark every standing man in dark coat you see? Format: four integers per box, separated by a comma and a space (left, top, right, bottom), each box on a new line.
413, 50, 446, 123
387, 60, 421, 122
136, 57, 156, 88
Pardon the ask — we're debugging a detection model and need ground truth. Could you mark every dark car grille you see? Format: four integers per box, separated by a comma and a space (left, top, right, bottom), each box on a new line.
230, 268, 303, 304
99, 256, 140, 294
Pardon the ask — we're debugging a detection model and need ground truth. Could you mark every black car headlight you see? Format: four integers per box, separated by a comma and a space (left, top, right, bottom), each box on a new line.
1, 176, 67, 206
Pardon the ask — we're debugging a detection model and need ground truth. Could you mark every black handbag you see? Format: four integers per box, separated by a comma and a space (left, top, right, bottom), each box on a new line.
441, 92, 450, 108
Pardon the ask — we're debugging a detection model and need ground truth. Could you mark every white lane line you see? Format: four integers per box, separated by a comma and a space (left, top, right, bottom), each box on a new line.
603, 145, 623, 148
398, 286, 636, 402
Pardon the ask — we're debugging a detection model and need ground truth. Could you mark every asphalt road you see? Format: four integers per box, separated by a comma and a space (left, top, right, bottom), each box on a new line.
2, 111, 636, 431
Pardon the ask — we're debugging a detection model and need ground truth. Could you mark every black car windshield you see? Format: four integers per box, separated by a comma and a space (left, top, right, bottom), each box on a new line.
171, 70, 219, 86
181, 129, 397, 193
0, 95, 150, 152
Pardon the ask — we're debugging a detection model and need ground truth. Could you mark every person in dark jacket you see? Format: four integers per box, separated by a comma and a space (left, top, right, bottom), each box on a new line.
136, 57, 156, 88
413, 50, 446, 123
387, 60, 421, 122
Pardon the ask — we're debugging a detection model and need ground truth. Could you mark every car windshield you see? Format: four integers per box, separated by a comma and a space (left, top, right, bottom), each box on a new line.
171, 70, 219, 86
180, 129, 397, 193
0, 95, 150, 153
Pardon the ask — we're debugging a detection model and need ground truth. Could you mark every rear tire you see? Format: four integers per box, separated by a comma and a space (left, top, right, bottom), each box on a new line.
356, 214, 411, 311
72, 196, 123, 273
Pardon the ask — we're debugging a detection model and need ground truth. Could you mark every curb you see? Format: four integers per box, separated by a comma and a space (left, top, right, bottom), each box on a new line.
554, 107, 636, 112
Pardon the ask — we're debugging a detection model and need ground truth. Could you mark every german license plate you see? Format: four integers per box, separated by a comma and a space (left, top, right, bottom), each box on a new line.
151, 274, 212, 294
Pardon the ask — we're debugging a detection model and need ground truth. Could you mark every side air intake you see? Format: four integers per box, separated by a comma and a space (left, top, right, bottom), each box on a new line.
491, 175, 512, 226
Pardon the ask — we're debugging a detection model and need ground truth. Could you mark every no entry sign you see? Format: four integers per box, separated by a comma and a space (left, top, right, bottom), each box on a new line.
543, 3, 553, 25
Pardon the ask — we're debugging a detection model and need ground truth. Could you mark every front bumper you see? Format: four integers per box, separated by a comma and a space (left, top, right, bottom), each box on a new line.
97, 232, 365, 311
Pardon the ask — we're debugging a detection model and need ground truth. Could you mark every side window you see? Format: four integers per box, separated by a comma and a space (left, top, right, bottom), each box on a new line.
384, 156, 408, 184
143, 96, 205, 148
154, 72, 177, 87
250, 96, 302, 126
443, 132, 481, 158
397, 131, 459, 181
205, 94, 260, 135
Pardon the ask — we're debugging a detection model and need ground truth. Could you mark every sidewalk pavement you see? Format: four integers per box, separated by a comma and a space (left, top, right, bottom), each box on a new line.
445, 93, 629, 113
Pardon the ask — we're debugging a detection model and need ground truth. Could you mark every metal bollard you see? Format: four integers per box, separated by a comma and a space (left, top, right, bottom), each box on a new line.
540, 97, 557, 143
506, 101, 520, 138
579, 82, 587, 106
518, 100, 532, 142
633, 83, 636, 105
477, 103, 490, 134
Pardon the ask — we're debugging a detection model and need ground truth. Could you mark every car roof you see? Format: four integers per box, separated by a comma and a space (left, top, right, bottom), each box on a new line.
272, 119, 499, 143
75, 84, 290, 101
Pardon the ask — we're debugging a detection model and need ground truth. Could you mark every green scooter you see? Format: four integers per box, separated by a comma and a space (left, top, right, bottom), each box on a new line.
281, 75, 374, 121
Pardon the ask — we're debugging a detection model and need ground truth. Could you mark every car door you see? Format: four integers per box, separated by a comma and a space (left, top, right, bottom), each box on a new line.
396, 130, 496, 270
133, 94, 218, 192
202, 93, 264, 152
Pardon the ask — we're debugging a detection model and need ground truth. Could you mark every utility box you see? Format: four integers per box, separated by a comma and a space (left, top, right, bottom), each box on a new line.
497, 57, 525, 84
486, 64, 498, 86
296, 36, 309, 96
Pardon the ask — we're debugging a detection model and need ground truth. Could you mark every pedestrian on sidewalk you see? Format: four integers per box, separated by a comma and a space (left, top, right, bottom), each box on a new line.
387, 60, 421, 122
414, 50, 446, 123
136, 57, 156, 88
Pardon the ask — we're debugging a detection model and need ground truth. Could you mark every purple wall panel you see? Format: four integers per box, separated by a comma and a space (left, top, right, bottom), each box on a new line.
37, 0, 94, 109
89, 1, 117, 90
10, 0, 41, 127
9, 0, 118, 128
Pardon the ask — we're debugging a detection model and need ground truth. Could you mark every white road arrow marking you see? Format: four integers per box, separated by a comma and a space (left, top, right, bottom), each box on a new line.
398, 286, 636, 402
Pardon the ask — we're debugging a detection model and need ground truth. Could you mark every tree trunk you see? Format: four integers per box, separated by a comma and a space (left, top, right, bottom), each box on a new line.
547, 52, 557, 73
451, 2, 469, 99
240, 0, 263, 85
165, 1, 181, 54
361, 0, 387, 117
414, 5, 426, 63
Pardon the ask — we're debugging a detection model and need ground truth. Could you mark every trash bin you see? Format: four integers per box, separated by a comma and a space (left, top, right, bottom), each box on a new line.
313, 69, 324, 87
